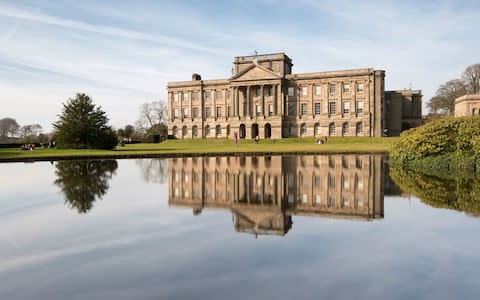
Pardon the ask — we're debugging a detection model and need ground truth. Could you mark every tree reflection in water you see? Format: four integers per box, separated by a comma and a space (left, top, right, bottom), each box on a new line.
54, 160, 118, 213
135, 159, 168, 184
390, 166, 480, 216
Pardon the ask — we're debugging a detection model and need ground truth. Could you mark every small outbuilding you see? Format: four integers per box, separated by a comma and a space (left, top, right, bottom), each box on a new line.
455, 94, 480, 117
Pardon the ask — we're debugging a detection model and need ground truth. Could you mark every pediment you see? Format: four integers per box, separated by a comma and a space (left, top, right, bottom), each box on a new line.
230, 64, 281, 81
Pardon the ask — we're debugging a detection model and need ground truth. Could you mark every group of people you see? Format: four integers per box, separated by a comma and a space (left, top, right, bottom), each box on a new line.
316, 137, 328, 144
21, 143, 36, 150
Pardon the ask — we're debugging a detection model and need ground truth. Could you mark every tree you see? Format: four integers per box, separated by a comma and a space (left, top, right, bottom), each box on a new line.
136, 101, 168, 137
20, 124, 42, 138
431, 79, 466, 114
462, 63, 480, 94
0, 117, 20, 138
117, 125, 135, 138
52, 93, 118, 149
54, 160, 118, 213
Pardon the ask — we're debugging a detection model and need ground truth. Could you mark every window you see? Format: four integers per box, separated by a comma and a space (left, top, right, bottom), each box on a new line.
357, 83, 365, 92
205, 106, 211, 118
216, 125, 221, 136
356, 101, 364, 113
267, 86, 273, 96
342, 123, 349, 135
300, 103, 308, 115
328, 174, 336, 188
300, 123, 307, 135
227, 106, 232, 117
184, 92, 190, 101
192, 107, 199, 118
256, 105, 262, 116
192, 92, 199, 101
329, 102, 336, 115
183, 107, 189, 118
343, 83, 350, 93
288, 87, 295, 96
315, 85, 321, 96
173, 108, 179, 119
314, 102, 321, 115
288, 103, 296, 115
269, 104, 274, 116
205, 91, 211, 101
329, 83, 336, 94
301, 86, 308, 96
216, 106, 222, 118
356, 122, 364, 135
227, 90, 231, 101
343, 101, 350, 114
173, 93, 179, 102
256, 87, 261, 97
215, 91, 222, 101
205, 125, 210, 136
314, 123, 320, 135
329, 123, 336, 136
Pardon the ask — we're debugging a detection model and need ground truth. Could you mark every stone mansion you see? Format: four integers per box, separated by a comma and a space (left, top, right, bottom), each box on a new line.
167, 53, 422, 139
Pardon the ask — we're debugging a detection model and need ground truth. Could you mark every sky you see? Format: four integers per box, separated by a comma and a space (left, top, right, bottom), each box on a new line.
0, 0, 479, 132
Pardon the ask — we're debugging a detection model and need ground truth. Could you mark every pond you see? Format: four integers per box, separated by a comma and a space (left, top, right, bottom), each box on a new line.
1, 155, 480, 300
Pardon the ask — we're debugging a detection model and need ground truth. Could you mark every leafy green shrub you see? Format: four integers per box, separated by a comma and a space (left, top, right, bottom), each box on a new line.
391, 115, 480, 163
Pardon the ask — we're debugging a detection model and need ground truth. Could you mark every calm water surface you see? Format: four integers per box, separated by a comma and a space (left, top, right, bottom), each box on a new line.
1, 155, 479, 300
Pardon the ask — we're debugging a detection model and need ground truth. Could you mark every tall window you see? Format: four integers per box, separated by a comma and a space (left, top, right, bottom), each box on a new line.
269, 104, 274, 116
329, 123, 336, 136
357, 83, 365, 92
267, 86, 273, 96
183, 107, 189, 118
205, 91, 211, 101
315, 85, 321, 96
256, 87, 261, 97
356, 101, 364, 113
216, 106, 222, 118
192, 107, 199, 118
288, 87, 295, 96
192, 91, 199, 101
205, 107, 211, 118
174, 108, 179, 119
314, 102, 321, 115
343, 101, 350, 114
342, 123, 349, 136
300, 103, 308, 115
288, 103, 296, 116
173, 93, 179, 102
227, 106, 232, 117
329, 102, 336, 115
184, 92, 190, 101
343, 83, 350, 93
256, 105, 262, 116
227, 90, 231, 101
215, 91, 222, 101
301, 86, 308, 96
356, 122, 364, 135
329, 84, 336, 94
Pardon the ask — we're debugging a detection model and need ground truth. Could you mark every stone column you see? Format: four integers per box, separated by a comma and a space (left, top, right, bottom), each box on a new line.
246, 86, 250, 117
261, 85, 265, 117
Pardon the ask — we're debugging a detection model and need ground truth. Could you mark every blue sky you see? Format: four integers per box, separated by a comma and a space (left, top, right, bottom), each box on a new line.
1, 0, 479, 132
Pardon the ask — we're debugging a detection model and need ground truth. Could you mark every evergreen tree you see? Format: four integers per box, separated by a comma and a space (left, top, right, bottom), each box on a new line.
53, 93, 118, 149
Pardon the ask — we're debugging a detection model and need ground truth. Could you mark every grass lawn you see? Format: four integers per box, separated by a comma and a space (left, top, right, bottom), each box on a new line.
0, 137, 399, 162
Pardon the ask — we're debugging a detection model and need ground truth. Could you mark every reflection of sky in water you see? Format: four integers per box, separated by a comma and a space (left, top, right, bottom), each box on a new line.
0, 159, 480, 300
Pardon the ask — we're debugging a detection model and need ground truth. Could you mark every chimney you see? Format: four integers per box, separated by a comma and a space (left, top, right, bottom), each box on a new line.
192, 73, 201, 81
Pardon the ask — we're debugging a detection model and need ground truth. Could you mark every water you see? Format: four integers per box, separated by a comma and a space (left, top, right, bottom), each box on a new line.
1, 155, 479, 300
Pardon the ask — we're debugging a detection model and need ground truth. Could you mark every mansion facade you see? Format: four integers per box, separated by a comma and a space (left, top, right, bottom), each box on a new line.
167, 53, 422, 139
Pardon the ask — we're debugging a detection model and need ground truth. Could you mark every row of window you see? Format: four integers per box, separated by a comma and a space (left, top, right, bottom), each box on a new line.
171, 82, 366, 103
173, 101, 364, 119
287, 82, 365, 97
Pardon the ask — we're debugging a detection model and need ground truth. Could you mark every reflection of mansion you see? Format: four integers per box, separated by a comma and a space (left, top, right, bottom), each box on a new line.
168, 155, 384, 236
167, 53, 422, 139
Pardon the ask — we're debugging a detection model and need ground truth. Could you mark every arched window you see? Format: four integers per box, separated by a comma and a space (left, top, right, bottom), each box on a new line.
172, 126, 178, 138
192, 126, 198, 138
328, 123, 336, 136
182, 126, 187, 138
216, 125, 221, 137
356, 122, 363, 136
342, 123, 349, 136
300, 123, 307, 136
205, 125, 210, 137
314, 123, 320, 136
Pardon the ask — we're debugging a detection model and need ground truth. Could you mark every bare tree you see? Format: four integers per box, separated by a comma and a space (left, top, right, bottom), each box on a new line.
0, 117, 20, 138
462, 63, 480, 94
136, 101, 168, 135
20, 124, 43, 138
434, 79, 467, 114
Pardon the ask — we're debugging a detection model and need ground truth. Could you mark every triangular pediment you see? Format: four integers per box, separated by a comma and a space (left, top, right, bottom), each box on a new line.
230, 64, 281, 81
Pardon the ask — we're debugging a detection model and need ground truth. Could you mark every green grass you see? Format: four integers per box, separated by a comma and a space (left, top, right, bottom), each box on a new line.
0, 137, 399, 162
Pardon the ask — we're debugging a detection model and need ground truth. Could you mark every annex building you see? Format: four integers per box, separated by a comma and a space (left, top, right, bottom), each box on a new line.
167, 53, 422, 139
